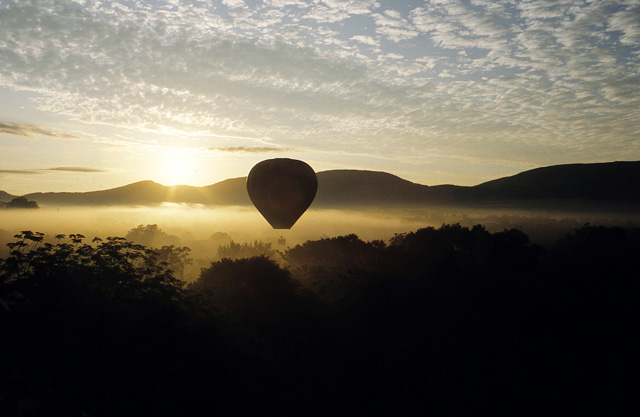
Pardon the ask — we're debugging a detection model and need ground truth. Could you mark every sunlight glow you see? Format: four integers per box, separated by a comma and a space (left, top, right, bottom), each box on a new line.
156, 152, 199, 186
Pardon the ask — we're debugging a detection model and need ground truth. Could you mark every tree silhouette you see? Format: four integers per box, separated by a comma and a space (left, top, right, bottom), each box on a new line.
284, 234, 384, 269
216, 240, 275, 260
0, 224, 637, 416
125, 224, 180, 247
190, 256, 299, 322
0, 231, 185, 313
282, 234, 384, 302
0, 231, 195, 416
2, 196, 38, 209
153, 245, 192, 280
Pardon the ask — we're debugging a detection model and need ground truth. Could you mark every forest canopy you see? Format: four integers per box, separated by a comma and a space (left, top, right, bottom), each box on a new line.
1, 224, 637, 416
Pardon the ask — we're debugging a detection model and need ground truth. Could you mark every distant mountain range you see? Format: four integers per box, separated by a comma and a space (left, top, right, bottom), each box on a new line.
1, 161, 639, 209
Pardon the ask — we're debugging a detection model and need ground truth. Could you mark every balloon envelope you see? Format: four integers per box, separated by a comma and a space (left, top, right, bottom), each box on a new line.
246, 159, 318, 229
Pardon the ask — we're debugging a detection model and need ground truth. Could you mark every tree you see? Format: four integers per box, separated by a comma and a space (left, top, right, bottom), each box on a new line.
125, 224, 180, 247
3, 196, 38, 209
216, 240, 275, 260
154, 245, 192, 280
190, 256, 299, 323
284, 234, 384, 269
0, 231, 185, 312
283, 234, 385, 302
0, 232, 203, 417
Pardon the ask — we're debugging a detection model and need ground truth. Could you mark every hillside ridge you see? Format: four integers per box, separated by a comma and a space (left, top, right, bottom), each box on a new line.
1, 161, 638, 208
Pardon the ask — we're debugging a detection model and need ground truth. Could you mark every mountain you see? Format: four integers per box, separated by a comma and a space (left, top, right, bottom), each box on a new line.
201, 177, 252, 205
472, 161, 640, 201
313, 170, 467, 206
18, 171, 464, 207
23, 178, 251, 206
5, 161, 639, 208
311, 161, 640, 207
0, 191, 17, 203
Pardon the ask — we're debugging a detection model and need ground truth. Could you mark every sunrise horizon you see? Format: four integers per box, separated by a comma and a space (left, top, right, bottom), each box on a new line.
2, 0, 639, 196
0, 158, 637, 196
2, 3, 638, 414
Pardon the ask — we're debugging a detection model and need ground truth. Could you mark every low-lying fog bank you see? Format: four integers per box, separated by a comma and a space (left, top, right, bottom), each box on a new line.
2, 204, 639, 271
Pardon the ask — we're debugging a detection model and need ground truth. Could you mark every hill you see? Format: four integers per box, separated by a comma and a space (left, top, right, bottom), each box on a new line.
473, 161, 640, 201
23, 178, 251, 206
18, 171, 465, 207
0, 191, 17, 203
314, 170, 467, 206
3, 161, 639, 208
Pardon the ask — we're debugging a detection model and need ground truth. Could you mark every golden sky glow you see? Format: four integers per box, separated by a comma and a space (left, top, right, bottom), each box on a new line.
1, 0, 639, 194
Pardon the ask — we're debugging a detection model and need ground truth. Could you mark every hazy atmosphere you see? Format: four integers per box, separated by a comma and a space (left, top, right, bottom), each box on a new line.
1, 203, 638, 250
1, 0, 639, 193
1, 2, 639, 416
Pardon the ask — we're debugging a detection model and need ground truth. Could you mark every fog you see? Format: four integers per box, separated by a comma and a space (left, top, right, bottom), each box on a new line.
0, 205, 418, 247
2, 203, 638, 415
2, 204, 638, 246
2, 204, 639, 269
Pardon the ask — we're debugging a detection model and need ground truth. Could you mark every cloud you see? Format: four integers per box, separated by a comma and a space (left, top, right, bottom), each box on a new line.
0, 169, 42, 176
0, 122, 81, 139
0, 167, 106, 177
608, 7, 640, 45
221, 0, 247, 9
303, 4, 350, 23
267, 0, 308, 7
372, 11, 419, 42
210, 146, 295, 153
350, 35, 378, 46
0, 0, 638, 171
46, 167, 108, 173
321, 0, 380, 15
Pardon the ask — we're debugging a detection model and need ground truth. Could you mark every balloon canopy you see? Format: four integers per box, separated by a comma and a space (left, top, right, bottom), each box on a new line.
246, 158, 318, 229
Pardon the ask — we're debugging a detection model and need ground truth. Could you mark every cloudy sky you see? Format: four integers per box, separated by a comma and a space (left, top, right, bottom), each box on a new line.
1, 0, 639, 193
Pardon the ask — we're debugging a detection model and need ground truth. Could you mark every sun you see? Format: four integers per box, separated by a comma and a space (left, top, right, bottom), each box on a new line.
157, 153, 198, 185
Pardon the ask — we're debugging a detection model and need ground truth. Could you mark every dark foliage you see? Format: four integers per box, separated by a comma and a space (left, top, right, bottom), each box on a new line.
190, 256, 301, 327
0, 233, 222, 417
1, 196, 39, 209
1, 224, 637, 416
216, 240, 276, 260
283, 234, 384, 302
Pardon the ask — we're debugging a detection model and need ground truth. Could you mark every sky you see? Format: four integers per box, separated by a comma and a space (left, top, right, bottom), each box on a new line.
1, 0, 639, 194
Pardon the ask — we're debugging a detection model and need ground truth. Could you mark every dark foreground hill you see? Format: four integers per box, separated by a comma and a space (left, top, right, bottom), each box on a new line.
7, 161, 640, 208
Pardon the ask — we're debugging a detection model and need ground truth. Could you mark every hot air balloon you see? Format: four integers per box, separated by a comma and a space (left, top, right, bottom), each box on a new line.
247, 158, 317, 229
